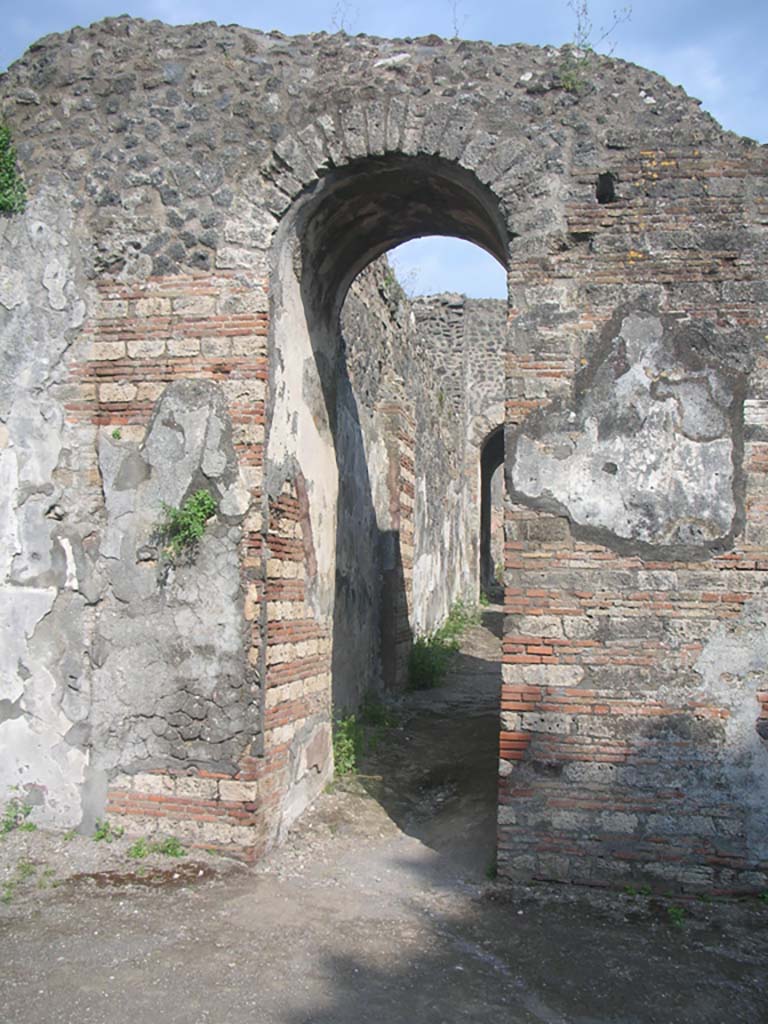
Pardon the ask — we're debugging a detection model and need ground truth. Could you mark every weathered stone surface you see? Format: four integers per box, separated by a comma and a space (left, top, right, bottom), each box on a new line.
509, 310, 749, 554
0, 187, 91, 828
90, 380, 257, 776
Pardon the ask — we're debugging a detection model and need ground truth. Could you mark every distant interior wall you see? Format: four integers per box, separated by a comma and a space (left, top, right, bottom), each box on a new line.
338, 263, 507, 706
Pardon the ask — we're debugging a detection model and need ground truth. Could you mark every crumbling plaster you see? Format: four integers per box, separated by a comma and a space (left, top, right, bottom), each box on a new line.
0, 186, 90, 826
509, 308, 751, 555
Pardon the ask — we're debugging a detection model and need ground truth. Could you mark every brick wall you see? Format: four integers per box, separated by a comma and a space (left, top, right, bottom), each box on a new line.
499, 146, 768, 894
69, 271, 277, 856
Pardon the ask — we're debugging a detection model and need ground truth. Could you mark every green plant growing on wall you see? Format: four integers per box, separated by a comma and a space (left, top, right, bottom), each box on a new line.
667, 904, 686, 929
0, 124, 26, 214
158, 489, 218, 561
558, 1, 631, 94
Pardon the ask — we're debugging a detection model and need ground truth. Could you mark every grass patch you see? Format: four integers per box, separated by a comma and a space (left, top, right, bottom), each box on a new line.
93, 819, 124, 843
408, 635, 456, 690
332, 713, 364, 777
127, 835, 186, 859
37, 867, 56, 890
16, 860, 35, 882
1, 860, 37, 905
408, 599, 480, 690
332, 695, 399, 777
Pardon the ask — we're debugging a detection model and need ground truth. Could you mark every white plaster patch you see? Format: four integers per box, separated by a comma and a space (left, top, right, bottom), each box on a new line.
0, 265, 26, 310
42, 257, 68, 310
60, 537, 78, 590
266, 236, 338, 621
514, 415, 734, 544
0, 448, 20, 578
374, 53, 410, 68
0, 713, 87, 829
0, 587, 57, 701
8, 393, 64, 492
511, 312, 738, 546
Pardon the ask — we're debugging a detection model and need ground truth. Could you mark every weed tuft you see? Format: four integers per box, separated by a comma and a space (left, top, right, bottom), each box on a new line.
16, 860, 35, 882
156, 835, 185, 857
332, 713, 363, 776
332, 694, 399, 777
37, 867, 56, 890
93, 819, 125, 843
1, 792, 36, 837
127, 835, 186, 859
667, 904, 685, 929
1, 859, 37, 905
557, 1, 631, 94
158, 489, 217, 562
126, 837, 151, 860
408, 599, 480, 690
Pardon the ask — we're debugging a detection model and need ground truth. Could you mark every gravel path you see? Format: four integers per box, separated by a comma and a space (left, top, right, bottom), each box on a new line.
1, 608, 766, 1024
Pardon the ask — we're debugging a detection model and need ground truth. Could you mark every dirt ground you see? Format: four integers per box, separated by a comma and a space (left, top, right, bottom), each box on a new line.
1, 608, 766, 1024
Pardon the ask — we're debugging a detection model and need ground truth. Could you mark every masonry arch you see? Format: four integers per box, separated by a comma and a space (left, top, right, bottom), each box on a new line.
264, 151, 511, 822
292, 153, 509, 324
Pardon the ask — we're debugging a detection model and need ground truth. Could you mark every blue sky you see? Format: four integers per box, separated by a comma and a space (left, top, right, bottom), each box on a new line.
3, 1, 766, 297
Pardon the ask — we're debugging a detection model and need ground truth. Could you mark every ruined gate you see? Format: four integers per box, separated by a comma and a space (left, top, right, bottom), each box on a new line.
1, 17, 767, 892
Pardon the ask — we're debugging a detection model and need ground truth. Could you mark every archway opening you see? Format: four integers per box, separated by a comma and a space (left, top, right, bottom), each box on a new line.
267, 153, 510, 870
388, 235, 508, 298
295, 153, 509, 325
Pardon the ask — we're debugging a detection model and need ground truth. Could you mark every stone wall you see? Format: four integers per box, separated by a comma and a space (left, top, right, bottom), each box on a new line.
1, 17, 766, 890
338, 263, 507, 703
